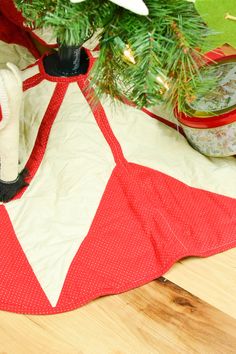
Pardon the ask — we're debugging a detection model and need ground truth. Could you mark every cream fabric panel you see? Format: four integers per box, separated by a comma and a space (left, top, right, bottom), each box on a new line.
102, 98, 236, 198
6, 83, 115, 306
0, 40, 35, 70
21, 64, 39, 81
19, 77, 57, 170
32, 28, 57, 46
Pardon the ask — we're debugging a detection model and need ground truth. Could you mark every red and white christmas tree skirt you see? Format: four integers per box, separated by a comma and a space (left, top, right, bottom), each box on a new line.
1, 19, 236, 315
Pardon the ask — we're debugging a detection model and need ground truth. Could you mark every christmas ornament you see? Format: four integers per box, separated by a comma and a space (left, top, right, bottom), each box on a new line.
70, 0, 149, 16
113, 37, 136, 64
175, 55, 236, 157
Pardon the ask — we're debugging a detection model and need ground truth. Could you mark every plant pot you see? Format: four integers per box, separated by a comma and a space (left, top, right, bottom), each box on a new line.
175, 55, 236, 157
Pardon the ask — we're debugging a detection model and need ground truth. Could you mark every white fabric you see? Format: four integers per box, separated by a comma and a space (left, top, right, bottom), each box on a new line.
0, 40, 35, 70
19, 67, 57, 169
32, 27, 57, 46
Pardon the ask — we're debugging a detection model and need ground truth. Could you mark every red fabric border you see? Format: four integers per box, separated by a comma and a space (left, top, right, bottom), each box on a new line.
142, 108, 185, 136
0, 103, 2, 122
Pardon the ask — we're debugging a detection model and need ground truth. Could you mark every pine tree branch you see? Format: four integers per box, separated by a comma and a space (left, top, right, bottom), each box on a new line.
15, 0, 216, 112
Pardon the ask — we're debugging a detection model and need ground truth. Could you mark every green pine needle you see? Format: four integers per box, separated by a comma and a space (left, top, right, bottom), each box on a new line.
15, 0, 218, 113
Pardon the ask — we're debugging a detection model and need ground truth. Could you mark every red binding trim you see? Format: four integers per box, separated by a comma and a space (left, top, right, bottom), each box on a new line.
37, 51, 95, 83
0, 104, 2, 122
117, 98, 185, 136
142, 108, 185, 136
177, 109, 236, 129
23, 73, 44, 92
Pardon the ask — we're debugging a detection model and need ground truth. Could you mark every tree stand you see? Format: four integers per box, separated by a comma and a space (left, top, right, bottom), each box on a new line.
43, 45, 89, 77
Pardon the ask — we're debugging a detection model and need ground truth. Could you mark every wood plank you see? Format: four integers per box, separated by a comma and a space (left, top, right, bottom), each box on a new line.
0, 279, 235, 354
165, 248, 236, 319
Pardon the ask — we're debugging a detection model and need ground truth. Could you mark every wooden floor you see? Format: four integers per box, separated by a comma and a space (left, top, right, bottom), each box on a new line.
0, 248, 236, 354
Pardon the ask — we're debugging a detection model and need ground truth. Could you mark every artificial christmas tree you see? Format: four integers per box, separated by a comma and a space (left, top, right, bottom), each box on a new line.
15, 0, 214, 110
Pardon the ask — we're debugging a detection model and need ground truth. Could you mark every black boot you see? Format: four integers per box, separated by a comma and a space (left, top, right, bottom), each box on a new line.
0, 169, 28, 203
